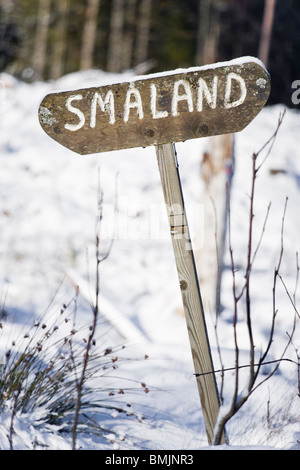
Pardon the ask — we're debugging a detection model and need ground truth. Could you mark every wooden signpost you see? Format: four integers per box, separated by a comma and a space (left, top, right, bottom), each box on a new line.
39, 57, 270, 444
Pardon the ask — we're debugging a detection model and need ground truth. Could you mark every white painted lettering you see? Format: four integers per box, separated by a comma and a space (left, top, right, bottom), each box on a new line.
172, 79, 193, 116
63, 72, 250, 132
64, 94, 85, 131
124, 86, 144, 122
224, 72, 247, 108
90, 90, 115, 127
197, 76, 218, 111
150, 83, 168, 119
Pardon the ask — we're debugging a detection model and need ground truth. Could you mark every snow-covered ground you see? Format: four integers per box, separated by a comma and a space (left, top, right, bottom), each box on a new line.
0, 69, 299, 450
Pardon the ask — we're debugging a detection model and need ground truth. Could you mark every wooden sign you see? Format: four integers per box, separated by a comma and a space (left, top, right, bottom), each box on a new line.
39, 58, 270, 155
38, 57, 270, 446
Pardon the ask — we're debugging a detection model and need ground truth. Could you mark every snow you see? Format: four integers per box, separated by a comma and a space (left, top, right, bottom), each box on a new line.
124, 56, 268, 83
0, 68, 299, 451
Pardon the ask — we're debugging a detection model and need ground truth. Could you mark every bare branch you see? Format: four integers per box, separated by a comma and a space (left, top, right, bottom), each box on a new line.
278, 274, 300, 320
71, 171, 115, 450
255, 109, 286, 172
195, 357, 299, 377
250, 202, 271, 271
211, 111, 296, 445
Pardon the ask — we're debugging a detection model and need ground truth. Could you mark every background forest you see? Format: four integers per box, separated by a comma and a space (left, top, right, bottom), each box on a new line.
1, 0, 300, 107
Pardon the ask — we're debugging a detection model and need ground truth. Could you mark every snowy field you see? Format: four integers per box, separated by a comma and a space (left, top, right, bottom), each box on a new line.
0, 68, 299, 450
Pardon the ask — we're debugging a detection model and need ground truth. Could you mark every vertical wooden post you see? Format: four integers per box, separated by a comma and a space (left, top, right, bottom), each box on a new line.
155, 142, 225, 445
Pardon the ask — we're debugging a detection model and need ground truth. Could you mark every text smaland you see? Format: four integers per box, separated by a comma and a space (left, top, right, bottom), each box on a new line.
64, 73, 247, 131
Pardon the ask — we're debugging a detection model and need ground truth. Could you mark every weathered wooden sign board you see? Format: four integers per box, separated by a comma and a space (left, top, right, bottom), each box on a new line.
38, 57, 270, 445
39, 58, 270, 155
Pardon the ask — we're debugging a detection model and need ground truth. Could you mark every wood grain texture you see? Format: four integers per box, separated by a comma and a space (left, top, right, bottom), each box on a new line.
156, 143, 226, 444
39, 59, 270, 155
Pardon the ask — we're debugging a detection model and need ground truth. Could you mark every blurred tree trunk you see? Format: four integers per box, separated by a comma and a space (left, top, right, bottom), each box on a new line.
107, 0, 125, 73
196, 0, 210, 65
195, 0, 233, 316
50, 0, 69, 79
32, 0, 51, 78
80, 0, 101, 71
122, 0, 137, 71
196, 0, 220, 66
196, 133, 234, 316
134, 0, 152, 67
258, 0, 276, 67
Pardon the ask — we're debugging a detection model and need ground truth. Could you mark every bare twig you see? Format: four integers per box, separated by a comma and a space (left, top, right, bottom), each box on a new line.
258, 197, 289, 372
211, 112, 298, 445
255, 109, 286, 172
195, 357, 299, 377
71, 172, 114, 450
278, 274, 300, 321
